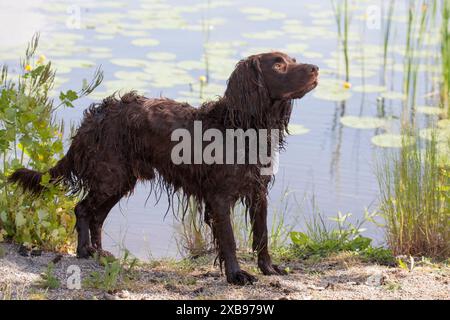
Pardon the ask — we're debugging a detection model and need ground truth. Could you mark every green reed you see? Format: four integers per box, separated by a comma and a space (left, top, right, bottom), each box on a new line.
376, 131, 450, 259
442, 0, 450, 114
331, 0, 350, 82
403, 0, 429, 123
382, 0, 396, 85
176, 190, 295, 258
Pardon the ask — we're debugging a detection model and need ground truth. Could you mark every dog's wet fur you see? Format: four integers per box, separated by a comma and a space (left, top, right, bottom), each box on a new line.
9, 52, 318, 285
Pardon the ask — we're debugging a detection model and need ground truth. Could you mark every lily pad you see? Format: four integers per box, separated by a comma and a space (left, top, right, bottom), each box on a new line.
371, 134, 415, 148
240, 7, 286, 21
352, 85, 387, 93
53, 59, 96, 69
146, 52, 177, 61
288, 124, 310, 135
131, 38, 160, 47
300, 51, 324, 59
437, 141, 450, 165
177, 60, 205, 71
438, 119, 450, 129
419, 127, 450, 142
243, 31, 284, 40
340, 116, 387, 129
313, 79, 352, 102
380, 91, 407, 100
110, 59, 149, 68
416, 106, 445, 116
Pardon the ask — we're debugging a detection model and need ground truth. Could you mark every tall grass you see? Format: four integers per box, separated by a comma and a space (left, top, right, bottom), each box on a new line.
176, 190, 295, 258
403, 0, 429, 122
377, 132, 450, 259
176, 197, 213, 258
382, 0, 396, 85
442, 0, 450, 114
331, 0, 350, 82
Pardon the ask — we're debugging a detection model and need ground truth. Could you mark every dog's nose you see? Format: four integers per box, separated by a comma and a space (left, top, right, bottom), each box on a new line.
308, 64, 319, 74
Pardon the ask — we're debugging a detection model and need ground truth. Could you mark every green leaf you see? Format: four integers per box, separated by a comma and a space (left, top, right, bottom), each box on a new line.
37, 209, 48, 221
59, 90, 79, 108
290, 231, 310, 246
397, 258, 408, 270
41, 173, 51, 185
0, 211, 7, 223
15, 212, 27, 227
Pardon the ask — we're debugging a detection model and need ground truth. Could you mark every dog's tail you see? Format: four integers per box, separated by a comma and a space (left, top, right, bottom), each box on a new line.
8, 149, 74, 196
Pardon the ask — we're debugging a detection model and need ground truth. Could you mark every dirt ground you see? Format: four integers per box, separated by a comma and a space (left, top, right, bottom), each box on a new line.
0, 242, 448, 300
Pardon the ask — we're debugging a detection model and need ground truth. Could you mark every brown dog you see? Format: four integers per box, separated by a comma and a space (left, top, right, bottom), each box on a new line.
9, 52, 318, 285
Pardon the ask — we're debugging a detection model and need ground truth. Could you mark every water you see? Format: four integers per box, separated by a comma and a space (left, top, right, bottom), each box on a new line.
0, 0, 442, 259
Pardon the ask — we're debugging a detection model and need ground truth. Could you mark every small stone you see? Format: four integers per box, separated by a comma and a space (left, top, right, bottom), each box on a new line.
269, 281, 281, 288
366, 273, 386, 287
18, 245, 30, 257
103, 293, 118, 300
30, 249, 42, 257
193, 287, 204, 294
164, 283, 178, 291
52, 254, 63, 264
325, 282, 336, 289
307, 284, 326, 291
118, 290, 130, 299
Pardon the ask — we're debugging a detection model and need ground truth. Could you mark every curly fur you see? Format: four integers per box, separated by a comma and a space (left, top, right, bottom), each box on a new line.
8, 52, 318, 285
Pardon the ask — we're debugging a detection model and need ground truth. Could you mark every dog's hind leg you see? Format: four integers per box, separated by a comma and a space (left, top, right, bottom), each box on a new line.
75, 191, 122, 259
89, 193, 124, 257
75, 194, 98, 258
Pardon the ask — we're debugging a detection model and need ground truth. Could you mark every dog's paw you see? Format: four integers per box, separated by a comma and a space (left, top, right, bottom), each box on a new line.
76, 246, 96, 259
259, 263, 288, 276
227, 270, 258, 285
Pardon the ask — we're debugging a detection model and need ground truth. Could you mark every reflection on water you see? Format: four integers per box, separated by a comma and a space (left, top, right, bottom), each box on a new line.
0, 0, 444, 259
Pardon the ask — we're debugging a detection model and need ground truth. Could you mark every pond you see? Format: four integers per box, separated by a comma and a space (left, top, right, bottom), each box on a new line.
0, 0, 446, 259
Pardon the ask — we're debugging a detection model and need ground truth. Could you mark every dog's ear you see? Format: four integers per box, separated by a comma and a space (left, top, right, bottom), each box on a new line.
224, 56, 271, 128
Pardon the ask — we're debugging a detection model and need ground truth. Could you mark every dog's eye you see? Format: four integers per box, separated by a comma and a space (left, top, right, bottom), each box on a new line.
273, 63, 284, 71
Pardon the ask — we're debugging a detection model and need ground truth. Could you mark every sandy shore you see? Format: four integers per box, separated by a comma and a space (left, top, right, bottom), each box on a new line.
0, 242, 448, 300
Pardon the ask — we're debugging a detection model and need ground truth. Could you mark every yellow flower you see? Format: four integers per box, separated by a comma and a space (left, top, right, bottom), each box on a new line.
37, 54, 46, 65
199, 75, 207, 83
24, 64, 32, 72
343, 81, 352, 89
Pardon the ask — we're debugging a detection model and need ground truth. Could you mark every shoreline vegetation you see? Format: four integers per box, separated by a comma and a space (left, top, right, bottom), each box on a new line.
1, 0, 450, 300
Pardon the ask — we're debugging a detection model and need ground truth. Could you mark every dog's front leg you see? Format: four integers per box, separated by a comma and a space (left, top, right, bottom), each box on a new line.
211, 204, 257, 285
250, 194, 287, 276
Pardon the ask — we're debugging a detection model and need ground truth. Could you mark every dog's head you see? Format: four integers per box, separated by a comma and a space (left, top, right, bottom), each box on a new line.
224, 52, 318, 127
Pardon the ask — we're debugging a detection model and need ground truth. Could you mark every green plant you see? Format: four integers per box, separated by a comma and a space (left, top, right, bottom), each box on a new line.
176, 196, 213, 258
289, 209, 393, 264
37, 262, 60, 289
377, 131, 450, 259
0, 34, 102, 251
84, 250, 138, 292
